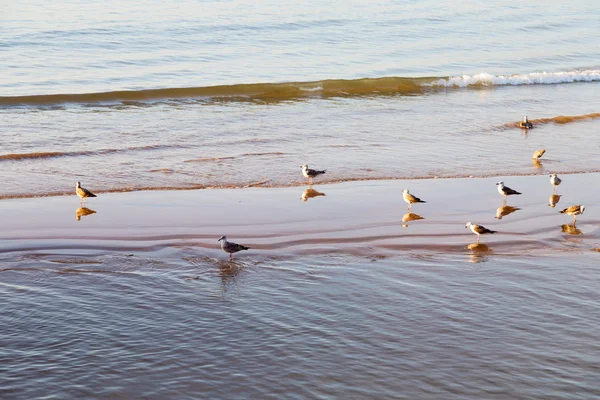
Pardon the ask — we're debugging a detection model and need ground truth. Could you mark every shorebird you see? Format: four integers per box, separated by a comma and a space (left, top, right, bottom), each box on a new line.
301, 164, 326, 184
76, 181, 97, 205
465, 222, 497, 244
550, 173, 561, 192
519, 116, 533, 129
560, 205, 585, 225
532, 149, 546, 160
402, 189, 426, 210
496, 181, 521, 202
218, 236, 250, 260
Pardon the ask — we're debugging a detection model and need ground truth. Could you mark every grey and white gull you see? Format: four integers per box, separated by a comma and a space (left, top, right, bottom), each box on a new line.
218, 236, 250, 259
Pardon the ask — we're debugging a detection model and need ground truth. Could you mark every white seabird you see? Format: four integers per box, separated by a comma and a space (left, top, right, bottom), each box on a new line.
496, 181, 521, 201
218, 236, 250, 259
465, 222, 497, 244
550, 173, 562, 192
301, 164, 326, 184
560, 205, 585, 225
76, 181, 97, 205
402, 189, 426, 210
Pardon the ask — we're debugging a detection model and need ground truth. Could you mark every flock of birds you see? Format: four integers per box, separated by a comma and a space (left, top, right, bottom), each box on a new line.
74, 118, 587, 257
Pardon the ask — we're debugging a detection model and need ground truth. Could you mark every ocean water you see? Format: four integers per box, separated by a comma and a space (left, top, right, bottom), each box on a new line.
1, 0, 600, 198
2, 1, 600, 398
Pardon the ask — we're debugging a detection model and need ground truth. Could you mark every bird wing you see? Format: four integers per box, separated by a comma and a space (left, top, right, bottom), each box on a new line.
226, 242, 250, 253
504, 186, 521, 195
474, 224, 496, 234
77, 187, 96, 197
307, 168, 326, 177
406, 193, 425, 203
562, 205, 581, 214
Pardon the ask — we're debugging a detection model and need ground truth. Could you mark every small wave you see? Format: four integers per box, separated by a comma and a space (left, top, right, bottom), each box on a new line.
497, 112, 600, 130
0, 144, 180, 162
184, 152, 286, 163
427, 69, 600, 87
2, 69, 597, 107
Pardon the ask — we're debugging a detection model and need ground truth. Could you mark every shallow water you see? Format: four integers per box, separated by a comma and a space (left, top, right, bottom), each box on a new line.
2, 249, 599, 399
2, 0, 600, 198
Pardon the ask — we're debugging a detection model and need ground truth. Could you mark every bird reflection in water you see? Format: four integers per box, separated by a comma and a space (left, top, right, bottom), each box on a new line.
301, 186, 326, 202
561, 224, 582, 236
466, 243, 490, 263
532, 158, 542, 169
217, 259, 244, 293
495, 205, 520, 220
401, 212, 424, 228
75, 207, 97, 221
548, 194, 561, 208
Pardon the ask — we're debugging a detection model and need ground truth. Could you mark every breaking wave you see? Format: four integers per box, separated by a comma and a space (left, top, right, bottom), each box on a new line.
1, 69, 598, 107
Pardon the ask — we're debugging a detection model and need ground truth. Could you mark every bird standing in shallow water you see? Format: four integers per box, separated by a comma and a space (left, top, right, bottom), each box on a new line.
218, 236, 250, 260
76, 181, 96, 205
560, 205, 585, 225
496, 181, 521, 203
402, 189, 426, 210
519, 116, 533, 129
465, 222, 497, 244
550, 173, 562, 192
532, 149, 546, 161
301, 164, 326, 184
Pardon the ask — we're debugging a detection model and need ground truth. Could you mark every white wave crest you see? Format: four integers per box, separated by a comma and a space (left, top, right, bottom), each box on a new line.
426, 70, 600, 87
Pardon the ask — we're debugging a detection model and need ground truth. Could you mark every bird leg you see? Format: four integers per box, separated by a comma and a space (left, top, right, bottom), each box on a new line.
476, 235, 480, 244
230, 253, 233, 260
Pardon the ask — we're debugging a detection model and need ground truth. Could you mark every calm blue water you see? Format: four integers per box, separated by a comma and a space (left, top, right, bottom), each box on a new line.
2, 0, 599, 95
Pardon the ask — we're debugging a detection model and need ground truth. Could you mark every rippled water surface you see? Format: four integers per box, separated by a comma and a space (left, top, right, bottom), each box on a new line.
2, 1, 600, 398
2, 250, 599, 399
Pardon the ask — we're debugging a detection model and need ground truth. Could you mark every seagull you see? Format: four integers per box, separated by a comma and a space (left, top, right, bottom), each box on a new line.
465, 222, 497, 244
519, 116, 533, 129
550, 173, 561, 192
301, 164, 326, 184
560, 205, 585, 225
76, 181, 97, 205
532, 149, 546, 160
217, 236, 250, 259
496, 181, 521, 202
402, 189, 426, 210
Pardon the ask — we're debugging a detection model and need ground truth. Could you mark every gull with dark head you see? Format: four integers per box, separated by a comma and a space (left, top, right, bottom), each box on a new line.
560, 205, 585, 225
550, 173, 561, 192
496, 181, 521, 202
402, 189, 426, 210
218, 236, 250, 259
76, 181, 97, 205
301, 164, 326, 184
532, 149, 546, 160
465, 222, 497, 244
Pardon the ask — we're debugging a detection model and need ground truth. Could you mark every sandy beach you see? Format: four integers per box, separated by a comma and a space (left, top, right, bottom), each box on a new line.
2, 173, 598, 258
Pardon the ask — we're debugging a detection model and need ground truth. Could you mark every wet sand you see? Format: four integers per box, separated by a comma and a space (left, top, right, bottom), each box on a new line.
1, 173, 598, 258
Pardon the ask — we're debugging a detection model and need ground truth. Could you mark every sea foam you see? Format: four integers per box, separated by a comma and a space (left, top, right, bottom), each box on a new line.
426, 69, 600, 87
